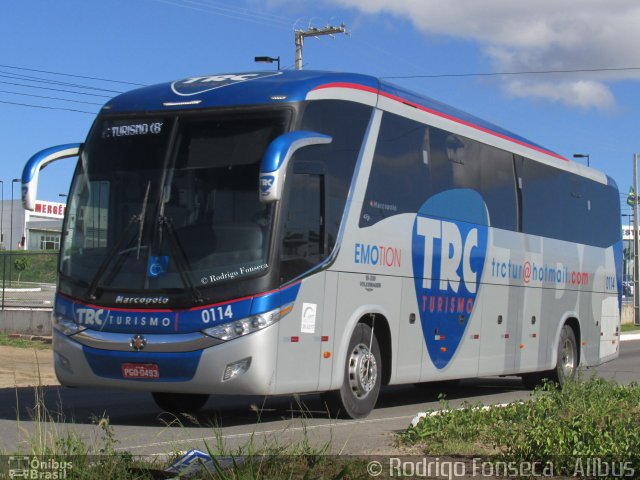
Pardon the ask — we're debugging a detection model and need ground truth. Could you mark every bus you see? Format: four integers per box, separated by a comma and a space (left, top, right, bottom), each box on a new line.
22, 71, 622, 419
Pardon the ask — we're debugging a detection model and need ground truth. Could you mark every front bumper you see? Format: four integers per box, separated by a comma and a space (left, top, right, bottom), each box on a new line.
53, 324, 279, 395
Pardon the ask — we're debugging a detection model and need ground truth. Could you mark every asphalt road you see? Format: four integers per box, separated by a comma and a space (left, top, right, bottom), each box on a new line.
1, 340, 638, 457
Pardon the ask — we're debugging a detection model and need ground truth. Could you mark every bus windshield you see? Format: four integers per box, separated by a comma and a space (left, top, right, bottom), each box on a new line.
60, 111, 289, 295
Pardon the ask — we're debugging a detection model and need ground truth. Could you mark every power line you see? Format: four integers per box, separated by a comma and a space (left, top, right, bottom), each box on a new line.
0, 80, 113, 98
383, 66, 640, 79
0, 64, 146, 86
184, 0, 295, 25
0, 72, 125, 94
0, 89, 104, 106
0, 99, 96, 115
151, 0, 292, 30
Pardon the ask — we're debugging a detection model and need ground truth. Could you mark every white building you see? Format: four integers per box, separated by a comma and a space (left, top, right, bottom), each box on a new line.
0, 199, 66, 251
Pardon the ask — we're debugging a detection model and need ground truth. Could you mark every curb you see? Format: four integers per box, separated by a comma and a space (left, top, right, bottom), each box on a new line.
621, 332, 640, 342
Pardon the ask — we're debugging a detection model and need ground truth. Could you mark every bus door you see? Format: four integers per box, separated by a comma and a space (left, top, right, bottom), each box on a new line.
478, 283, 519, 376
518, 281, 544, 372
275, 163, 328, 393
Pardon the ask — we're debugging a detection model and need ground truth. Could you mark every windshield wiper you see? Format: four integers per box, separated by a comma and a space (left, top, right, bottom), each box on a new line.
136, 181, 151, 260
158, 215, 204, 304
85, 215, 139, 300
86, 181, 152, 300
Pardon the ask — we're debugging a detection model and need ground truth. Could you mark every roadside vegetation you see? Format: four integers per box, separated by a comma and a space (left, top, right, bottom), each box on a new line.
399, 376, 640, 475
6, 386, 368, 479
621, 323, 640, 332
5, 377, 640, 478
0, 250, 58, 285
0, 332, 50, 349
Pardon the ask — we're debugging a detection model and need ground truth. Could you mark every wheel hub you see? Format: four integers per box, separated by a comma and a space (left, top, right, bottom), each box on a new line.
348, 343, 378, 399
561, 337, 576, 378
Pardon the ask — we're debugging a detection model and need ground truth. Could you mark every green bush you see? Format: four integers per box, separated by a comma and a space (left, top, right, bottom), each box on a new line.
400, 377, 640, 474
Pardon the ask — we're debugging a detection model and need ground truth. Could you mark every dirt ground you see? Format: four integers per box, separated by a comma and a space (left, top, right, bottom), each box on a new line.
0, 346, 58, 388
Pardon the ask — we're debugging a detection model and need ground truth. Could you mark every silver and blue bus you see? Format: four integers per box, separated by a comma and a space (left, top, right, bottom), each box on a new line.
22, 71, 622, 418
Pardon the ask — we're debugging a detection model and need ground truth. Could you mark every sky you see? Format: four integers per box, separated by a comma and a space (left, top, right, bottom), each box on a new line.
1, 0, 639, 222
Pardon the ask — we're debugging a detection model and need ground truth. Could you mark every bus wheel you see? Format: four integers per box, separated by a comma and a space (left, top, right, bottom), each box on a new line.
552, 324, 578, 386
536, 324, 578, 388
152, 392, 209, 414
323, 323, 381, 419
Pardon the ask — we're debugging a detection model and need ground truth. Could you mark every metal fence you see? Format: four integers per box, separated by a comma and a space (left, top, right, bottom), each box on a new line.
0, 250, 58, 309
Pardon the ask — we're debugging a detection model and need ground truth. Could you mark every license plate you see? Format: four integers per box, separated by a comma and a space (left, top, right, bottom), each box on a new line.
122, 363, 159, 379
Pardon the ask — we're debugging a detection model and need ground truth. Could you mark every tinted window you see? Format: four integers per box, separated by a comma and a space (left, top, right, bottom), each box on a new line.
517, 157, 620, 247
297, 100, 372, 250
429, 129, 517, 230
61, 112, 287, 291
280, 173, 323, 282
360, 113, 433, 227
361, 112, 517, 230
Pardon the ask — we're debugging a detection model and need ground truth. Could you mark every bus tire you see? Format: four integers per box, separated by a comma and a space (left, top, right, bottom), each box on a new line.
542, 324, 579, 387
323, 323, 381, 419
152, 392, 209, 413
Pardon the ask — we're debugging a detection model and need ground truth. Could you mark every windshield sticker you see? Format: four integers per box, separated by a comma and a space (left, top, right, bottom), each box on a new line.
148, 256, 169, 278
102, 121, 164, 139
200, 263, 268, 285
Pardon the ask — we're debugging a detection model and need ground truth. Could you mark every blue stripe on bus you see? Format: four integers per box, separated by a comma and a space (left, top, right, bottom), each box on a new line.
105, 71, 379, 112
55, 281, 302, 334
82, 345, 202, 382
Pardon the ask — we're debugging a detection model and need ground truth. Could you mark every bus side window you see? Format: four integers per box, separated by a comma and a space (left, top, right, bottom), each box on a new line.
360, 112, 432, 227
280, 172, 325, 283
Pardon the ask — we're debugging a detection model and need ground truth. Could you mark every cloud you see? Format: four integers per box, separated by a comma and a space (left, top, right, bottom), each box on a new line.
319, 0, 640, 109
505, 80, 615, 110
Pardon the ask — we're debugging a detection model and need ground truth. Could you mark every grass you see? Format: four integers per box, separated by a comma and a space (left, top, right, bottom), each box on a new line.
0, 250, 58, 285
399, 376, 640, 475
6, 366, 640, 478
0, 332, 51, 349
621, 323, 640, 332
5, 384, 369, 480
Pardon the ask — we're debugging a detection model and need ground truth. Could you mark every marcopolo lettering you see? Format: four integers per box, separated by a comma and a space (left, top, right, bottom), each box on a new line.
115, 295, 170, 305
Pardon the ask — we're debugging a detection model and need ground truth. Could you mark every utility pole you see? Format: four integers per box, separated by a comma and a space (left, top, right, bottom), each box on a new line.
635, 153, 640, 325
294, 24, 347, 70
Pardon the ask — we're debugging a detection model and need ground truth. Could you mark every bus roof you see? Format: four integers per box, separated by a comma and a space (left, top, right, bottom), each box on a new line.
104, 70, 563, 163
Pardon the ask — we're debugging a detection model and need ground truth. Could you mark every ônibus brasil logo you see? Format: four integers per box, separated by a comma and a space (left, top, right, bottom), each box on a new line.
171, 72, 282, 96
411, 190, 489, 369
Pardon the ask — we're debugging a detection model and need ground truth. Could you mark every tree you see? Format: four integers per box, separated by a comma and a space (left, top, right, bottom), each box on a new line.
13, 256, 31, 284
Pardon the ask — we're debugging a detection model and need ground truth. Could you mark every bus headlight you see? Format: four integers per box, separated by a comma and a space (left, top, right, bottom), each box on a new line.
202, 307, 281, 341
53, 314, 85, 336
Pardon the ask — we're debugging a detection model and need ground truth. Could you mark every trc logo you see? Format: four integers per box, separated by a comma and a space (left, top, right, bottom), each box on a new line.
260, 175, 275, 195
411, 190, 489, 369
415, 217, 480, 294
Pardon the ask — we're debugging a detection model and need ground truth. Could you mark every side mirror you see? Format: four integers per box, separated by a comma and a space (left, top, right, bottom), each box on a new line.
22, 143, 82, 211
259, 131, 332, 202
